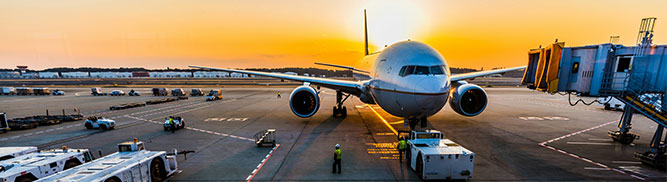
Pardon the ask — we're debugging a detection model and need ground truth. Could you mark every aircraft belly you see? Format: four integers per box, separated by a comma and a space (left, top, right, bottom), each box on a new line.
370, 88, 447, 118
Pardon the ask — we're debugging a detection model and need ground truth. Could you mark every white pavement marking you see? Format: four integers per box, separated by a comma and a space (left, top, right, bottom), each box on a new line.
538, 120, 645, 181
585, 167, 611, 170
566, 142, 614, 145
613, 161, 643, 164
124, 115, 254, 142
246, 144, 280, 182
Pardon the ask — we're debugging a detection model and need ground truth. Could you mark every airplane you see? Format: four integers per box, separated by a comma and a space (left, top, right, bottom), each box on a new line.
190, 10, 525, 130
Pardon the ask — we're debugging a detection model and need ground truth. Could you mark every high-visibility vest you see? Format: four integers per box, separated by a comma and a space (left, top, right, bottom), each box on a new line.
335, 149, 342, 160
169, 118, 174, 125
398, 140, 407, 150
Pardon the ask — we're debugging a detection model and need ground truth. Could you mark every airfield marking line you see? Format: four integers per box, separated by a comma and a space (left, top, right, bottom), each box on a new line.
246, 144, 280, 182
124, 114, 254, 142
366, 104, 398, 136
538, 120, 646, 181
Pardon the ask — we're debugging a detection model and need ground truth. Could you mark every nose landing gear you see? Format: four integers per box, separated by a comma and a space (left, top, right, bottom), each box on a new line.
406, 117, 428, 131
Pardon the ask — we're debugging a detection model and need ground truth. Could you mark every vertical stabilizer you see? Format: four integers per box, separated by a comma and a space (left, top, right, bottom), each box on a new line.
364, 9, 369, 56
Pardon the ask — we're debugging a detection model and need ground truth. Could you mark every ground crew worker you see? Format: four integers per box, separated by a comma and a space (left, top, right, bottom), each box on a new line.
397, 137, 407, 162
169, 116, 175, 133
332, 144, 342, 174
277, 91, 281, 98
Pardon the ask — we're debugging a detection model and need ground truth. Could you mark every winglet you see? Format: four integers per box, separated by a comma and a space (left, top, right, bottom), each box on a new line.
364, 9, 369, 56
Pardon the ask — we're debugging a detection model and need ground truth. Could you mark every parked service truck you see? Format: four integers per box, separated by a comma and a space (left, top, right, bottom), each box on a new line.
403, 130, 474, 180
0, 147, 94, 182
0, 147, 37, 161
0, 113, 7, 133
206, 89, 223, 101
36, 139, 179, 182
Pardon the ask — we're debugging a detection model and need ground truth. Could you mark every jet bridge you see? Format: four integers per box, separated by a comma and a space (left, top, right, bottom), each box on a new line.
522, 18, 666, 169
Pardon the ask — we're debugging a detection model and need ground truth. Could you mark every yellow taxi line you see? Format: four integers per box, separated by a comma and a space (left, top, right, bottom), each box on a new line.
366, 104, 398, 135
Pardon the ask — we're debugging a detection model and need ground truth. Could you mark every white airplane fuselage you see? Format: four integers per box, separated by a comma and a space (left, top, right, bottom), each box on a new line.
355, 40, 451, 119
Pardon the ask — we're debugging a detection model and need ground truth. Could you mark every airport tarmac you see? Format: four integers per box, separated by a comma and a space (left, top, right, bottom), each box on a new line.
0, 87, 665, 181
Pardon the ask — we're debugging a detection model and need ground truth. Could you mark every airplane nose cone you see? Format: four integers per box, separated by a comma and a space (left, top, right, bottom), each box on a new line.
414, 77, 448, 111
416, 77, 447, 94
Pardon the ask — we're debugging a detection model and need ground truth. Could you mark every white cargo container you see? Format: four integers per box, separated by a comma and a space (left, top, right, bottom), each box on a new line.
36, 139, 179, 182
405, 130, 474, 180
1, 87, 16, 95
0, 147, 38, 161
0, 148, 93, 182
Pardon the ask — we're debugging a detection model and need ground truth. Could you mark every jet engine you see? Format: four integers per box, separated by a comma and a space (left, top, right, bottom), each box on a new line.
449, 83, 488, 117
289, 85, 320, 118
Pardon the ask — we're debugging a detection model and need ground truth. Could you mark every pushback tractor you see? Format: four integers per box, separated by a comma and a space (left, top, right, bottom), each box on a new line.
36, 139, 179, 182
402, 130, 474, 180
0, 147, 93, 182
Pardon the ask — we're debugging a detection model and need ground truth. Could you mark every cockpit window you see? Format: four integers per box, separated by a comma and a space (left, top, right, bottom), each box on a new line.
430, 66, 444, 74
414, 66, 429, 75
403, 66, 415, 76
399, 65, 448, 76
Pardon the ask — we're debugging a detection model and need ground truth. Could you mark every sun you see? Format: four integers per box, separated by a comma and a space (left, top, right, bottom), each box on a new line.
364, 0, 428, 49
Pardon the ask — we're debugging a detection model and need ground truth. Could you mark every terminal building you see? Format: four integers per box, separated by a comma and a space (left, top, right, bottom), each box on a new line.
522, 18, 666, 169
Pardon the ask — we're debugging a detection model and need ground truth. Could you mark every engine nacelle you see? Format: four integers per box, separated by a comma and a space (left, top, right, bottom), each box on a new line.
289, 85, 320, 118
449, 83, 488, 117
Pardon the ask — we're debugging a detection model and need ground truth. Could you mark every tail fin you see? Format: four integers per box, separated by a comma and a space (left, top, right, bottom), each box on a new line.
364, 9, 369, 56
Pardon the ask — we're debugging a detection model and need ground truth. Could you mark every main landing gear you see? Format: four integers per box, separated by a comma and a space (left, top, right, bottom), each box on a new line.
333, 90, 350, 118
405, 116, 428, 131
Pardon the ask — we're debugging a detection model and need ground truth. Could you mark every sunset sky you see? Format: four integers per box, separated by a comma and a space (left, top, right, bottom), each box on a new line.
1, 0, 666, 70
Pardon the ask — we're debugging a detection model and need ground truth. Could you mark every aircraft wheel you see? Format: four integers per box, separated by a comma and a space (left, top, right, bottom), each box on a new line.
333, 106, 339, 116
416, 153, 424, 180
341, 106, 347, 117
85, 123, 93, 129
406, 147, 412, 168
149, 157, 166, 182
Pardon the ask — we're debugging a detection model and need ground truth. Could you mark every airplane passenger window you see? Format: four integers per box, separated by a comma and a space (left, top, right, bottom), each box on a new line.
430, 66, 444, 74
415, 66, 429, 75
404, 66, 415, 76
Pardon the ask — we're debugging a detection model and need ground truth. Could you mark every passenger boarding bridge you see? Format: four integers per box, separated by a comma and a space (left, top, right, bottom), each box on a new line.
522, 18, 666, 169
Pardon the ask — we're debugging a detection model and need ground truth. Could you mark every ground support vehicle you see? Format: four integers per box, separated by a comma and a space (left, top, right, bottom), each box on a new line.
206, 89, 223, 101
7, 118, 38, 130
152, 88, 169, 96
145, 97, 178, 105
91, 88, 107, 96
254, 129, 277, 147
163, 116, 185, 131
51, 90, 65, 96
190, 89, 204, 96
0, 113, 7, 133
1, 87, 15, 95
110, 102, 146, 110
32, 88, 51, 95
171, 88, 186, 96
84, 117, 116, 130
110, 90, 125, 96
128, 90, 141, 96
0, 147, 93, 182
36, 139, 179, 182
16, 87, 32, 95
403, 130, 475, 180
0, 147, 37, 161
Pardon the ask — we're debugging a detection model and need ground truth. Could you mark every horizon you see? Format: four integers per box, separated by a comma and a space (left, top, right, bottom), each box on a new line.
1, 0, 666, 70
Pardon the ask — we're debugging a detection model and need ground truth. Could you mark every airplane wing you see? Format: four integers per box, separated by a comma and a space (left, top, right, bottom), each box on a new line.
188, 65, 364, 95
450, 66, 526, 81
314, 62, 369, 73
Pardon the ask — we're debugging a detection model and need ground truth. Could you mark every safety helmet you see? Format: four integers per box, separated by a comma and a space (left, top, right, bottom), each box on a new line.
335, 144, 340, 148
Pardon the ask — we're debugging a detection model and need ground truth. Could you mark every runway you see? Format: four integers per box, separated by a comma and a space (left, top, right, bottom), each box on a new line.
0, 87, 664, 181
